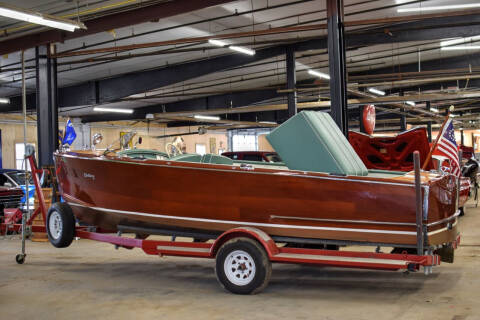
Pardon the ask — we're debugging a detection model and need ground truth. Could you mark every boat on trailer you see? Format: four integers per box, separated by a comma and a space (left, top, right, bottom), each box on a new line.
44, 111, 460, 293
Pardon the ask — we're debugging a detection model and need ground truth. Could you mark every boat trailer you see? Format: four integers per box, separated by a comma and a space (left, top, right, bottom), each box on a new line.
1, 152, 460, 294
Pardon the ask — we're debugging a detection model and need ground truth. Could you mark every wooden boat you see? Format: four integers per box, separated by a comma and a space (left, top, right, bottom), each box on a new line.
53, 112, 459, 250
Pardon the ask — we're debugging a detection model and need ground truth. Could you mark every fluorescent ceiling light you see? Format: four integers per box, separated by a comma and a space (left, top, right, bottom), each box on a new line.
208, 39, 227, 47
308, 69, 330, 80
93, 107, 133, 114
430, 107, 439, 113
0, 3, 86, 32
405, 101, 416, 106
0, 97, 10, 104
440, 36, 480, 47
441, 46, 480, 50
398, 4, 480, 12
194, 115, 220, 121
368, 88, 386, 96
229, 46, 255, 56
259, 121, 277, 124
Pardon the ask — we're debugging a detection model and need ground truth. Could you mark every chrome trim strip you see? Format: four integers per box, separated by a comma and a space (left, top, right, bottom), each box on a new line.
427, 220, 458, 236
426, 210, 460, 227
422, 186, 430, 220
58, 153, 415, 188
270, 215, 416, 226
68, 202, 417, 235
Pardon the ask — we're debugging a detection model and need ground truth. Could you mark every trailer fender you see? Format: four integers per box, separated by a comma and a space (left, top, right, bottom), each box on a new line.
211, 227, 279, 258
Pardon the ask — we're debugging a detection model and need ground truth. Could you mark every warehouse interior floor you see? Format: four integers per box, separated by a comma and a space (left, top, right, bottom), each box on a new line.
1, 201, 479, 320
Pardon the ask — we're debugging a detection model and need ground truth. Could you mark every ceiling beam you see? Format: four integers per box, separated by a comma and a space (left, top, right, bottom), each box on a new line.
4, 13, 480, 113
0, 0, 236, 56
80, 88, 284, 123
83, 91, 480, 123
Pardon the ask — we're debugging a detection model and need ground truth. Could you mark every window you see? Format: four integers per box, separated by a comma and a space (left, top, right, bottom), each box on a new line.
232, 134, 256, 151
195, 143, 206, 155
15, 143, 35, 170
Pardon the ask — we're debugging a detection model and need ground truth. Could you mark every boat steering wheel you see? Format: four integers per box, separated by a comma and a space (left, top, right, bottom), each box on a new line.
165, 143, 182, 158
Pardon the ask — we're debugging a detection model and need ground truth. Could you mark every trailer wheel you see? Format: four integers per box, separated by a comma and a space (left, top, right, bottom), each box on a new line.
215, 237, 272, 295
46, 203, 75, 248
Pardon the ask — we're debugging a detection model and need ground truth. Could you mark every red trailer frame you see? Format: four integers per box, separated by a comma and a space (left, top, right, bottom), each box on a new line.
1, 154, 460, 293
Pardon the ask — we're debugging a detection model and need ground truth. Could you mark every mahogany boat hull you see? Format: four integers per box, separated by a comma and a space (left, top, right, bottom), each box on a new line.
54, 152, 459, 247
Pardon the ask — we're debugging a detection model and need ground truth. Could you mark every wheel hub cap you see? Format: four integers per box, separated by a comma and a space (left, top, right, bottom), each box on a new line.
49, 211, 63, 240
224, 250, 256, 286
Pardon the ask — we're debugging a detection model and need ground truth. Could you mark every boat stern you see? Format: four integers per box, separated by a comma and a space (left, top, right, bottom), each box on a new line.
425, 173, 461, 258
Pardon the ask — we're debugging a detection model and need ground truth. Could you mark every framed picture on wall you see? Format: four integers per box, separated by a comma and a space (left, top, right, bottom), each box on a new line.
209, 137, 216, 154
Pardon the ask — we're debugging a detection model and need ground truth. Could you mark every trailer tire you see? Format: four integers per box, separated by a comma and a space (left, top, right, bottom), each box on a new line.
46, 202, 75, 248
215, 237, 271, 295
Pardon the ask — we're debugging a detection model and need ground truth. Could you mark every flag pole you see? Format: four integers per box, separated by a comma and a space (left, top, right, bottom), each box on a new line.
422, 114, 450, 170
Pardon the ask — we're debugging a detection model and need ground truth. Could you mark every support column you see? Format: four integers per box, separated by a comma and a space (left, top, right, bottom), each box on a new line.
286, 46, 297, 118
400, 111, 407, 131
327, 0, 348, 136
426, 101, 432, 142
36, 44, 58, 167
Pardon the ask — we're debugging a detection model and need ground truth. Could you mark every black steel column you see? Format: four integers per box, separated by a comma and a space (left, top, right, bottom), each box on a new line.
426, 101, 432, 142
327, 0, 348, 136
36, 45, 58, 167
400, 111, 407, 131
286, 46, 297, 118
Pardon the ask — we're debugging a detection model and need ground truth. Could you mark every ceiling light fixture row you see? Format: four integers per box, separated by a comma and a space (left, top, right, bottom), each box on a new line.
367, 88, 386, 96
194, 115, 220, 121
208, 39, 255, 56
0, 2, 86, 32
307, 69, 330, 80
398, 3, 480, 13
93, 107, 134, 114
0, 97, 10, 104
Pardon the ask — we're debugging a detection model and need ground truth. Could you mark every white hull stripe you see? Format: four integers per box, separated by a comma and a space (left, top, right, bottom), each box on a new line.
68, 202, 417, 236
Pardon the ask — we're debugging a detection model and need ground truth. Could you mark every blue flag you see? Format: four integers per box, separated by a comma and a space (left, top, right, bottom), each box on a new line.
62, 119, 77, 145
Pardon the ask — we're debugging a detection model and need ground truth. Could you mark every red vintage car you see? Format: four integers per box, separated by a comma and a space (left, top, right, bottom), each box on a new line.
221, 151, 282, 163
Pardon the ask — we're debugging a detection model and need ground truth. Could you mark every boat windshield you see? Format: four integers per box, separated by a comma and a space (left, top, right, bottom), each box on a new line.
265, 153, 282, 163
5, 171, 34, 185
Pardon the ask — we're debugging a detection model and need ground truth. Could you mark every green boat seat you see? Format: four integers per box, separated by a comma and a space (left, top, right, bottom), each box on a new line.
201, 154, 234, 165
267, 111, 368, 176
169, 153, 202, 163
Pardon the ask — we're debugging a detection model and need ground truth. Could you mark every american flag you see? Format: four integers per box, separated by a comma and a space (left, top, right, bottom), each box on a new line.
435, 119, 460, 176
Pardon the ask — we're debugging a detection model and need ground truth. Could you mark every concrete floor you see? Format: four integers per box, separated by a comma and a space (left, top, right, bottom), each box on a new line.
1, 203, 480, 320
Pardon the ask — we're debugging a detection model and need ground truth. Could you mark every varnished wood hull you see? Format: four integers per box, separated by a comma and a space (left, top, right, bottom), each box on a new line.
54, 152, 459, 247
